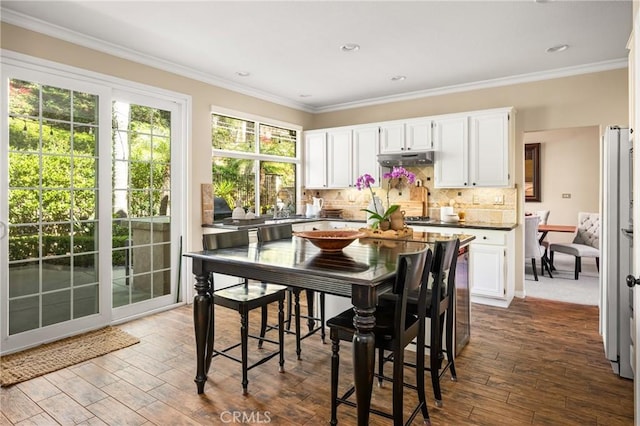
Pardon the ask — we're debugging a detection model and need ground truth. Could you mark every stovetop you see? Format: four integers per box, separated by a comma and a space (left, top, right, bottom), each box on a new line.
404, 216, 435, 225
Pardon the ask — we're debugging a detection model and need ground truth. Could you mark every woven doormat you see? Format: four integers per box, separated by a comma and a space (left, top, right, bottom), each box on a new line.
1, 327, 139, 387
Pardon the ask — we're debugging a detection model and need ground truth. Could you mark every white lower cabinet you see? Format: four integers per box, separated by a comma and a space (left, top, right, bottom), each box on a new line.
413, 225, 515, 308
468, 229, 515, 307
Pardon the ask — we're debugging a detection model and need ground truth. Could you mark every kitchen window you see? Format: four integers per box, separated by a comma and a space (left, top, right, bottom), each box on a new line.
211, 112, 301, 216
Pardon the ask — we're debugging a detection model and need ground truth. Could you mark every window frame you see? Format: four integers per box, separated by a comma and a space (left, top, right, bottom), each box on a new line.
210, 106, 302, 216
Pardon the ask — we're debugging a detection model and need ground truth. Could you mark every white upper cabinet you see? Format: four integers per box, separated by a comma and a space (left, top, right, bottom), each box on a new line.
304, 131, 327, 188
352, 125, 381, 185
327, 128, 353, 188
379, 118, 434, 154
434, 115, 469, 187
303, 125, 380, 189
434, 107, 513, 188
469, 110, 511, 187
405, 117, 434, 151
379, 122, 405, 153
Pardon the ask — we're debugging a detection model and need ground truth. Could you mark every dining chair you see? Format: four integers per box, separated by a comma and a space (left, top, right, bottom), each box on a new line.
256, 223, 326, 360
549, 212, 600, 280
524, 215, 548, 281
378, 238, 460, 408
202, 230, 287, 395
328, 246, 434, 426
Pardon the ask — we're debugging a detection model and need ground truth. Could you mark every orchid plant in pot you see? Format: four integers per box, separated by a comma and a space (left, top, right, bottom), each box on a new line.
356, 167, 416, 230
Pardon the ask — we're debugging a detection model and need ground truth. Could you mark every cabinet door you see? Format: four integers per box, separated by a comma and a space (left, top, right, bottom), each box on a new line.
406, 118, 434, 151
353, 125, 381, 186
469, 243, 505, 299
434, 115, 468, 188
327, 129, 353, 188
304, 132, 327, 188
379, 122, 405, 153
469, 111, 510, 187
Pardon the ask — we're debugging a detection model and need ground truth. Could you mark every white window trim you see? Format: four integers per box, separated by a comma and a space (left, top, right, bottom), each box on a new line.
210, 104, 303, 215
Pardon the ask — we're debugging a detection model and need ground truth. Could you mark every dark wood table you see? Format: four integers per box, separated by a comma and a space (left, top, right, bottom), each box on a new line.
184, 236, 428, 425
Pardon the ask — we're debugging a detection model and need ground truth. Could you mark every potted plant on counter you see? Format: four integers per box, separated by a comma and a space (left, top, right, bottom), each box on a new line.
356, 166, 416, 231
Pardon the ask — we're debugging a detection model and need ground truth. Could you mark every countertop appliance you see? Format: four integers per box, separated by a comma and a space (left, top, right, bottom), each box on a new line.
600, 125, 633, 379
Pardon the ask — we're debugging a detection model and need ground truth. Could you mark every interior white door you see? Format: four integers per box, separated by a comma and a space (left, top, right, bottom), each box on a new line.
632, 12, 640, 422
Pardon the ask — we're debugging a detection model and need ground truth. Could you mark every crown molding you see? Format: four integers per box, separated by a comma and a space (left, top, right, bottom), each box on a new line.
314, 58, 628, 113
2, 8, 628, 115
0, 8, 316, 113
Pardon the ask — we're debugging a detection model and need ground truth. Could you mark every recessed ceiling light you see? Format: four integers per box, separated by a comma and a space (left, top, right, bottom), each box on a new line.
299, 94, 312, 98
340, 43, 360, 52
546, 44, 569, 53
391, 75, 407, 82
236, 71, 251, 77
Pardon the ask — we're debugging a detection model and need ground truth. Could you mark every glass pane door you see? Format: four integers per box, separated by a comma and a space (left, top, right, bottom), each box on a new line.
2, 75, 110, 353
111, 96, 179, 320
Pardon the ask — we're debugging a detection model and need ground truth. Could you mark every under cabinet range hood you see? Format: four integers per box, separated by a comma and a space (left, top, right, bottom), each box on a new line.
377, 151, 434, 167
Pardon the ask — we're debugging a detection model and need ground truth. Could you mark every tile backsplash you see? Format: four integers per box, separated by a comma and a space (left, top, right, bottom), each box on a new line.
304, 166, 518, 224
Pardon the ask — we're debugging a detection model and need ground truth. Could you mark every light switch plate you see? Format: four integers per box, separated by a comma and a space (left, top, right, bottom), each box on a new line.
562, 193, 571, 199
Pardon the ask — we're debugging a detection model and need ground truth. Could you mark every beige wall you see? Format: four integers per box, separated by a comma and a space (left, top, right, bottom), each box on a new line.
0, 23, 314, 253
1, 22, 630, 299
524, 126, 600, 244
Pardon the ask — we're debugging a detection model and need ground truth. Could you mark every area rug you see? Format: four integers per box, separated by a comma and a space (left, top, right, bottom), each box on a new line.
0, 327, 139, 387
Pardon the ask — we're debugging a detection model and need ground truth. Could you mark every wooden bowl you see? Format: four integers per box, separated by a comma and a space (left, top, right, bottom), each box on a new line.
294, 229, 366, 252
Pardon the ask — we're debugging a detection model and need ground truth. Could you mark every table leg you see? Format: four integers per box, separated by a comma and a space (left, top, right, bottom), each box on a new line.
352, 287, 377, 426
192, 260, 212, 394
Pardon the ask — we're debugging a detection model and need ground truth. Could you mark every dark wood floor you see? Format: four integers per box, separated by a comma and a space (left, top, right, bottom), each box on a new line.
0, 297, 634, 425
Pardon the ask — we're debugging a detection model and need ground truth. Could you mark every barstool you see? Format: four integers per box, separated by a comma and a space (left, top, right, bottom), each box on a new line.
202, 230, 287, 395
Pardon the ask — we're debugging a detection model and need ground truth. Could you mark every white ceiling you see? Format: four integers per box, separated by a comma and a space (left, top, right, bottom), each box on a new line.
0, 1, 633, 112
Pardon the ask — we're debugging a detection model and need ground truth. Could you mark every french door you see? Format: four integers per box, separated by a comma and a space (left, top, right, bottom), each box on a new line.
1, 60, 185, 354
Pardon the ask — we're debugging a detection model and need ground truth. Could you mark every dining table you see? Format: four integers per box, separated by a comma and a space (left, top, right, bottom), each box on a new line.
184, 233, 461, 425
537, 224, 577, 276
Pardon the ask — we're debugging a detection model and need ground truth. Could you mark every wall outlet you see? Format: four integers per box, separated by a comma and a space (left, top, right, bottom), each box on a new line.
562, 193, 571, 199
494, 195, 504, 205
473, 195, 480, 204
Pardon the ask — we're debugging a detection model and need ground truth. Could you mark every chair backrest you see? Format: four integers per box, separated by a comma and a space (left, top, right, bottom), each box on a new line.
535, 210, 550, 225
257, 223, 292, 243
442, 238, 461, 303
203, 229, 250, 250
574, 212, 600, 249
391, 247, 431, 333
524, 215, 542, 259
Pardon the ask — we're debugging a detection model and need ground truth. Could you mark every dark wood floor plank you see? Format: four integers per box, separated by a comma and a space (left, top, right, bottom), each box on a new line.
1, 296, 634, 425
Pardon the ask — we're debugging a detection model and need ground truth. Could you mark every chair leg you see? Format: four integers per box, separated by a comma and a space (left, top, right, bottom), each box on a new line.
320, 292, 326, 343
278, 297, 285, 373
240, 307, 249, 395
445, 310, 457, 381
416, 322, 430, 424
293, 289, 302, 360
330, 335, 339, 426
596, 257, 600, 272
258, 304, 267, 349
285, 289, 293, 331
430, 328, 443, 407
305, 290, 316, 332
377, 347, 384, 387
392, 345, 405, 425
574, 256, 581, 280
549, 251, 556, 270
531, 259, 538, 281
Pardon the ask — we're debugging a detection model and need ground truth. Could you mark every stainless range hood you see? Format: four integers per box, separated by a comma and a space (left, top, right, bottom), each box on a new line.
377, 151, 434, 167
